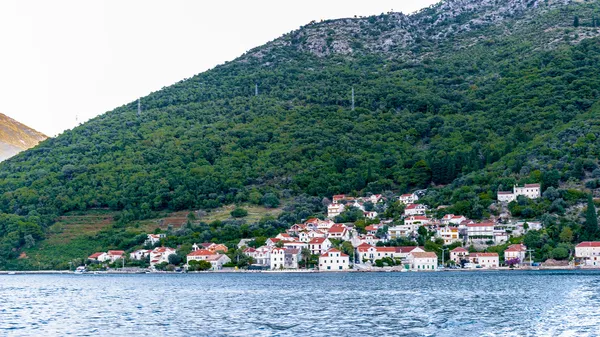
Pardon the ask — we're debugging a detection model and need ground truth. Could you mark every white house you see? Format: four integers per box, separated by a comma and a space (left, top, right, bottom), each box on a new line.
270, 248, 301, 270
186, 249, 215, 263
469, 253, 499, 269
575, 242, 600, 266
88, 252, 109, 262
450, 247, 469, 264
327, 204, 345, 218
204, 254, 231, 270
408, 252, 438, 271
399, 193, 419, 204
404, 204, 428, 216
441, 214, 467, 226
363, 211, 379, 219
497, 184, 541, 202
388, 224, 415, 239
327, 224, 350, 241
404, 215, 431, 227
319, 248, 349, 271
467, 223, 495, 242
276, 233, 297, 242
107, 250, 125, 263
145, 233, 166, 246
504, 244, 527, 265
308, 237, 332, 256
150, 247, 177, 266
130, 249, 151, 261
252, 246, 272, 266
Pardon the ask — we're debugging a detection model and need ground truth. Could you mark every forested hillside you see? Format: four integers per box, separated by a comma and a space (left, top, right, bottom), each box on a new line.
1, 0, 600, 267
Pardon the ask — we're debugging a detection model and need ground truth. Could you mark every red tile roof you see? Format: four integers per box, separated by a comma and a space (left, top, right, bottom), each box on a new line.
451, 247, 468, 253
328, 224, 347, 233
88, 252, 104, 259
309, 237, 327, 244
411, 252, 437, 259
320, 248, 348, 257
472, 253, 499, 257
505, 244, 527, 252
467, 222, 494, 227
576, 241, 600, 248
187, 249, 215, 257
108, 250, 125, 256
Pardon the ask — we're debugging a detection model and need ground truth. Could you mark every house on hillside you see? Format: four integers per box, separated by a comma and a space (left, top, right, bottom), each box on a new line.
308, 237, 332, 256
437, 226, 460, 245
145, 233, 166, 246
404, 204, 428, 216
497, 184, 541, 202
467, 222, 495, 242
328, 203, 345, 218
399, 193, 419, 204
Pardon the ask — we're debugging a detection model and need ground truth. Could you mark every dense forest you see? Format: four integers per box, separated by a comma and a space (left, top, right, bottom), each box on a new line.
1, 0, 600, 267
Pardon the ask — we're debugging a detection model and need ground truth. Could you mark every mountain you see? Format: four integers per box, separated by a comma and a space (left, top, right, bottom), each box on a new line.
0, 113, 47, 161
2, 0, 600, 268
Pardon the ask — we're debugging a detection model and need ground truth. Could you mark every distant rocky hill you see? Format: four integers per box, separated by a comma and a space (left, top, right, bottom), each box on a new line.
0, 113, 47, 161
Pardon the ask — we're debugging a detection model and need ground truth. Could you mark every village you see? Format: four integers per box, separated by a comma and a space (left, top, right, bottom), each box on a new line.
83, 183, 600, 273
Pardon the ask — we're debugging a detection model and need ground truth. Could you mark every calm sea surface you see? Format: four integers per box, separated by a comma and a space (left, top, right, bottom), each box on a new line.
1, 270, 600, 336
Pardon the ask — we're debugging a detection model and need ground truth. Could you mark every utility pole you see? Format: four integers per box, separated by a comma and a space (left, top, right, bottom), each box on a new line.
527, 249, 535, 267
137, 98, 141, 117
351, 86, 355, 111
441, 248, 448, 269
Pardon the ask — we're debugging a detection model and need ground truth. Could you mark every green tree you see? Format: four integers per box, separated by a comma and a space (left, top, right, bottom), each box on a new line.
231, 208, 249, 218
583, 195, 599, 240
574, 16, 580, 27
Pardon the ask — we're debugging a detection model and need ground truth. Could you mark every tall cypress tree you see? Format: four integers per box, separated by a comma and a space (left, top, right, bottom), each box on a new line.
583, 195, 598, 240
574, 16, 580, 27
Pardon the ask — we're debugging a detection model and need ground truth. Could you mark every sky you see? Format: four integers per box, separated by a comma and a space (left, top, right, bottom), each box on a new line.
0, 0, 439, 136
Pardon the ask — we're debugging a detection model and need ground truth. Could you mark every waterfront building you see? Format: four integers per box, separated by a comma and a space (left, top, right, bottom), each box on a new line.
408, 252, 438, 271
450, 247, 469, 264
504, 244, 527, 265
575, 242, 600, 266
469, 253, 499, 269
319, 248, 349, 271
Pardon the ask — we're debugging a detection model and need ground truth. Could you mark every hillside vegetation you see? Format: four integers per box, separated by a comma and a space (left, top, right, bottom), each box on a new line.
1, 0, 600, 268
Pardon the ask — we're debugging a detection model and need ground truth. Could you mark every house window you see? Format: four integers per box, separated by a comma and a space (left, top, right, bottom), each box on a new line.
327, 266, 331, 270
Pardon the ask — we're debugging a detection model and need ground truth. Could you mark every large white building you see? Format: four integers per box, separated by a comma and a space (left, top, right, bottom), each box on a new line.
399, 193, 419, 204
467, 223, 495, 242
408, 252, 438, 271
575, 242, 600, 266
469, 253, 499, 269
497, 184, 542, 202
404, 204, 428, 216
319, 248, 350, 271
327, 204, 345, 218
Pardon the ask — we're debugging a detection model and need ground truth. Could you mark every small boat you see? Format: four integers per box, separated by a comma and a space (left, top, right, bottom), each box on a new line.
7, 272, 16, 275
74, 266, 87, 274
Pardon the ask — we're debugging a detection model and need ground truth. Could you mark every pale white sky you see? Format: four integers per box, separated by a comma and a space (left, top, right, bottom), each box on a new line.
0, 0, 439, 136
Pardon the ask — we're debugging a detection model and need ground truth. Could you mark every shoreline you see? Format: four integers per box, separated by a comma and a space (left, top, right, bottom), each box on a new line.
1, 266, 599, 275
